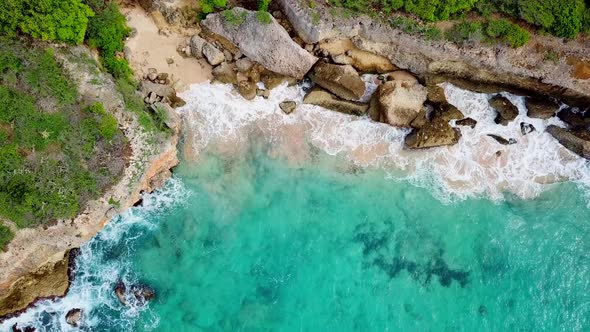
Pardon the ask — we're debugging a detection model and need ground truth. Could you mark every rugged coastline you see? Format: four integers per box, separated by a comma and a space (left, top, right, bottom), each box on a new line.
1, 0, 590, 324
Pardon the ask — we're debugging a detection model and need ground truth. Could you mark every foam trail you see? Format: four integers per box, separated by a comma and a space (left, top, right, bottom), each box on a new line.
0, 178, 188, 332
178, 81, 590, 202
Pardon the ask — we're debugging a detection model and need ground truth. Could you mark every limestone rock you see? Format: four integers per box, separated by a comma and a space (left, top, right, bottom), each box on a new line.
261, 70, 297, 90
304, 88, 368, 116
212, 62, 238, 84
190, 35, 206, 58
457, 118, 477, 128
405, 116, 461, 149
235, 57, 255, 72
317, 38, 355, 57
65, 308, 83, 327
557, 107, 590, 129
490, 95, 518, 126
309, 62, 365, 101
346, 48, 397, 74
378, 80, 427, 127
388, 70, 419, 85
202, 8, 317, 79
202, 43, 225, 66
237, 80, 257, 100
426, 84, 447, 104
332, 54, 353, 66
526, 96, 559, 119
257, 88, 270, 99
280, 101, 296, 114
546, 125, 590, 159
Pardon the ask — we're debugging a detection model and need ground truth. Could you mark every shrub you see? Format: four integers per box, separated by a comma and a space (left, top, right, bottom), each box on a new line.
258, 0, 272, 11
446, 21, 483, 45
221, 9, 248, 25
0, 0, 23, 36
18, 0, 94, 44
0, 224, 14, 251
24, 49, 77, 105
485, 19, 530, 47
85, 102, 118, 139
200, 0, 227, 14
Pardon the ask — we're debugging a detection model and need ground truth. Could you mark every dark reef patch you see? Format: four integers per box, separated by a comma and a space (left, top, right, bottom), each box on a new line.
353, 221, 469, 288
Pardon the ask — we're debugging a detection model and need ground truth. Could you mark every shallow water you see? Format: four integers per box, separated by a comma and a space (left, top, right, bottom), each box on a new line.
3, 82, 590, 331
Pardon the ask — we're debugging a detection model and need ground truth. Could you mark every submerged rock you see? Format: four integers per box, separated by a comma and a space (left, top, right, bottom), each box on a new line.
202, 7, 317, 79
526, 96, 559, 119
65, 308, 83, 327
279, 101, 296, 114
378, 80, 427, 128
489, 95, 518, 126
520, 122, 536, 135
308, 62, 366, 101
303, 88, 368, 116
114, 281, 155, 307
487, 134, 517, 145
546, 125, 590, 159
11, 324, 36, 332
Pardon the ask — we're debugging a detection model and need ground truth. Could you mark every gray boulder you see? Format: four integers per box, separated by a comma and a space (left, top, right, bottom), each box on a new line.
190, 35, 207, 58
202, 7, 317, 79
309, 62, 365, 101
203, 43, 225, 66
378, 80, 427, 127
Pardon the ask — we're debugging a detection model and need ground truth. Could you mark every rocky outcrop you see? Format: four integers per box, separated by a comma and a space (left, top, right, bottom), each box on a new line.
557, 107, 590, 129
488, 135, 517, 145
189, 35, 207, 58
405, 116, 461, 149
546, 125, 590, 159
280, 101, 296, 114
490, 95, 518, 126
202, 8, 317, 79
308, 62, 366, 101
114, 281, 155, 307
378, 80, 427, 127
65, 308, 82, 327
303, 88, 368, 116
345, 48, 397, 74
526, 97, 559, 120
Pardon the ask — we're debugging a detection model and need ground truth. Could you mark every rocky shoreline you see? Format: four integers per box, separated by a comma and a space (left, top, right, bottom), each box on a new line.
1, 0, 589, 324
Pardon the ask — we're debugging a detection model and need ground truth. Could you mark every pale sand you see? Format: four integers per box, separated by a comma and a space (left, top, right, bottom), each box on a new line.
123, 6, 212, 92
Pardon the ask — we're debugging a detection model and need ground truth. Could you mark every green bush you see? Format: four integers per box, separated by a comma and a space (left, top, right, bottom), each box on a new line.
258, 0, 272, 11
221, 8, 248, 25
256, 11, 273, 24
0, 0, 23, 36
24, 49, 77, 105
0, 223, 14, 251
446, 20, 483, 45
485, 19, 529, 47
85, 102, 118, 139
200, 0, 227, 14
16, 0, 93, 44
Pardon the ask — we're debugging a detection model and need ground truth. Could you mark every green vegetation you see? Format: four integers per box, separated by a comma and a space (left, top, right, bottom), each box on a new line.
485, 19, 530, 48
0, 0, 94, 44
0, 38, 126, 228
258, 0, 272, 11
445, 20, 483, 45
221, 8, 248, 25
256, 11, 273, 24
0, 224, 13, 251
329, 0, 590, 39
389, 16, 443, 40
200, 0, 228, 14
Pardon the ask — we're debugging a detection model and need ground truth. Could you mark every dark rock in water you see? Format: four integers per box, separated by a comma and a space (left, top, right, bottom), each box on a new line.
479, 305, 487, 316
212, 62, 238, 84
525, 96, 559, 119
405, 109, 462, 149
457, 118, 477, 128
520, 122, 536, 135
279, 101, 296, 114
488, 134, 516, 145
490, 95, 518, 126
11, 324, 35, 332
557, 107, 590, 129
114, 281, 155, 307
65, 308, 82, 327
546, 125, 590, 159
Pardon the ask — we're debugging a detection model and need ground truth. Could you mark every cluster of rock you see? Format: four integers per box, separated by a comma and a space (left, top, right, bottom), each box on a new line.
194, 7, 590, 157
139, 69, 183, 134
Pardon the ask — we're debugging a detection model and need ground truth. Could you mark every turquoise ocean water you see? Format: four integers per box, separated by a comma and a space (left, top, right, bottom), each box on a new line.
3, 83, 590, 331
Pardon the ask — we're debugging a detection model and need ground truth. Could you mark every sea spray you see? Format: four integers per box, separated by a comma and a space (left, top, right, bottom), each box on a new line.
178, 81, 590, 201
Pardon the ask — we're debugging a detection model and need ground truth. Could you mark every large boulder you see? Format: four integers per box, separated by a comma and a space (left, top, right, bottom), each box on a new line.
405, 116, 461, 149
345, 48, 397, 74
212, 62, 238, 84
557, 107, 590, 129
489, 95, 518, 126
303, 88, 368, 116
526, 96, 559, 119
202, 43, 225, 66
378, 80, 427, 127
546, 125, 590, 159
189, 35, 207, 58
309, 62, 366, 101
202, 8, 317, 79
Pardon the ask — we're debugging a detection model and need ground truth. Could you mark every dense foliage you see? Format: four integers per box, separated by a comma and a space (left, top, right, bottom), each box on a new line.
0, 0, 94, 44
485, 19, 530, 47
0, 38, 125, 228
0, 224, 13, 251
200, 0, 228, 14
329, 0, 589, 38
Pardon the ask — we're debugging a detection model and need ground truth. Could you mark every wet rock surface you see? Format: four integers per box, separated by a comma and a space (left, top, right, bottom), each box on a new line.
488, 135, 517, 145
378, 80, 427, 128
525, 97, 559, 120
457, 118, 477, 128
65, 308, 82, 327
490, 95, 518, 126
114, 281, 155, 307
546, 125, 590, 160
279, 101, 296, 114
520, 122, 536, 135
303, 88, 368, 116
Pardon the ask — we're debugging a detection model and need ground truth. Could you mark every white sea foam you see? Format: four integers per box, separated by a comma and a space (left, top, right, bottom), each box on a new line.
178, 80, 590, 202
0, 178, 188, 332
